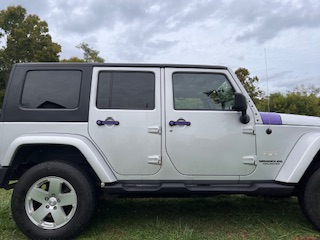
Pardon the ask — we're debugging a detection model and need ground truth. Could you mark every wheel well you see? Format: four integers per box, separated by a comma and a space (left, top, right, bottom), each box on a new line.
296, 149, 320, 192
7, 144, 100, 187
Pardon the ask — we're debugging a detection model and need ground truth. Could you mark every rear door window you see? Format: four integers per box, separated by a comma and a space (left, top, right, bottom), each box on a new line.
97, 71, 155, 110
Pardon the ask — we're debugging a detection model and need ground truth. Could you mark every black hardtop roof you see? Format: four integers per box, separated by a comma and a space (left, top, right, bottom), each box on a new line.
15, 62, 228, 70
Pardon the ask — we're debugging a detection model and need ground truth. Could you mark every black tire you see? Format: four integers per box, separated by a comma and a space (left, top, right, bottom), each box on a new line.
299, 167, 320, 230
11, 161, 97, 240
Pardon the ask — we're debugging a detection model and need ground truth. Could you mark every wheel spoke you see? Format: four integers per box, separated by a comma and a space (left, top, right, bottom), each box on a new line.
28, 188, 49, 204
59, 192, 77, 207
51, 207, 67, 226
48, 177, 62, 195
31, 205, 50, 224
7, 156, 101, 240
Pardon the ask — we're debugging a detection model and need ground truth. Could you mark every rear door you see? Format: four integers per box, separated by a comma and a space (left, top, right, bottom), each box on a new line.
89, 67, 161, 175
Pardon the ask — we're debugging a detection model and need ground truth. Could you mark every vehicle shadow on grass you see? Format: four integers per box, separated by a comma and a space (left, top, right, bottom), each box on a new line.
81, 195, 320, 240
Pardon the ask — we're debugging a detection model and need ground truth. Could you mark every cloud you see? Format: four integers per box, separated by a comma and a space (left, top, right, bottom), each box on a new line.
3, 0, 320, 52
268, 70, 293, 81
0, 0, 50, 16
224, 0, 320, 43
45, 0, 229, 61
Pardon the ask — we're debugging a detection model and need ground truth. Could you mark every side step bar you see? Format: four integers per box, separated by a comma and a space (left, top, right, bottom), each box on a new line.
102, 182, 295, 197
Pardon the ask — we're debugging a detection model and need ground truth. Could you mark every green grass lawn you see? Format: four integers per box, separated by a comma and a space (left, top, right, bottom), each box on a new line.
1, 189, 320, 240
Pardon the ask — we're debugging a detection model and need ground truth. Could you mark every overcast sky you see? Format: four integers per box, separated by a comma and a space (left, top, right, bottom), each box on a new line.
0, 0, 319, 94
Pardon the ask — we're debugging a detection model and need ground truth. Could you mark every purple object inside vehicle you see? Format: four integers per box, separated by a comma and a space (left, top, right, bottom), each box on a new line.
259, 112, 282, 125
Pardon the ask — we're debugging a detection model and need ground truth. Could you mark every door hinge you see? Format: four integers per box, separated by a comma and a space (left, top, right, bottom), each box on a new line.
242, 126, 255, 135
243, 155, 257, 165
148, 126, 161, 134
147, 155, 162, 165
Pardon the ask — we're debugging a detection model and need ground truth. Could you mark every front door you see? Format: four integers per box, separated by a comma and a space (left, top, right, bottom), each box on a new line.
89, 67, 161, 175
165, 68, 256, 176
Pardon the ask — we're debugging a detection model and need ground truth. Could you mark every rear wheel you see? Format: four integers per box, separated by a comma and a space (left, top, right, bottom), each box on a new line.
299, 167, 320, 230
12, 161, 96, 240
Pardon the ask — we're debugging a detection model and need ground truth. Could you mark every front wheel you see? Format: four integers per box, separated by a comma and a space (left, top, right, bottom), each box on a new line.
12, 161, 97, 240
299, 167, 320, 230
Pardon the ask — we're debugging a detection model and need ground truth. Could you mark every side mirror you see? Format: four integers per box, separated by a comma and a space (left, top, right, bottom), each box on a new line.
233, 93, 250, 124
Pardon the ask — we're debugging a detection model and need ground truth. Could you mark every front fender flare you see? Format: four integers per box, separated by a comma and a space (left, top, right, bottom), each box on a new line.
2, 134, 117, 183
276, 132, 320, 183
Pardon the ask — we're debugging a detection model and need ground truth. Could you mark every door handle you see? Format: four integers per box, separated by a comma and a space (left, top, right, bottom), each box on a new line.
169, 119, 191, 126
96, 119, 120, 126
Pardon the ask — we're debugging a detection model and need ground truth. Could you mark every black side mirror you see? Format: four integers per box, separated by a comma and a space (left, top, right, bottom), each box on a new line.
233, 93, 250, 124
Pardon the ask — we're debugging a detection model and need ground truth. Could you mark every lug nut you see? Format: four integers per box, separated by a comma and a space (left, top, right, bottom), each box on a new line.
57, 199, 60, 202
52, 194, 55, 197
54, 206, 57, 210
46, 205, 49, 209
45, 197, 49, 201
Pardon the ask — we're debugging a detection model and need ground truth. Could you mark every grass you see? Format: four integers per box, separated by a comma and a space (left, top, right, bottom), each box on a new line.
1, 189, 320, 240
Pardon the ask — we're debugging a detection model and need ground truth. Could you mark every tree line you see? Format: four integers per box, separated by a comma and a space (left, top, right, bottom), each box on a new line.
0, 5, 319, 116
236, 68, 320, 117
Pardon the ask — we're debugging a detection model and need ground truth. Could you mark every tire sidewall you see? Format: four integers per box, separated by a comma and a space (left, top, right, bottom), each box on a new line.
12, 161, 95, 240
301, 168, 320, 230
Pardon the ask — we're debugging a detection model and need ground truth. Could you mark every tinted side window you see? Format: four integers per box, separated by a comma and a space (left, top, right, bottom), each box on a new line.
21, 70, 82, 109
97, 71, 155, 110
173, 73, 235, 110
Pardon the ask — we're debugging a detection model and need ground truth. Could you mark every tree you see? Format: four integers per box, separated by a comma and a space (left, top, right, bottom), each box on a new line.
0, 6, 61, 63
77, 42, 104, 63
234, 67, 320, 116
61, 42, 105, 63
268, 85, 320, 117
235, 67, 263, 103
61, 56, 85, 62
0, 5, 61, 106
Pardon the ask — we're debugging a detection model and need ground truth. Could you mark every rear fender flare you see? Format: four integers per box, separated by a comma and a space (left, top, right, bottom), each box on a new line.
2, 134, 117, 183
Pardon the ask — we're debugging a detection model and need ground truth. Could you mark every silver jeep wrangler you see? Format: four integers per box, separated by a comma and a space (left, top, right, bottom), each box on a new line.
0, 63, 320, 239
